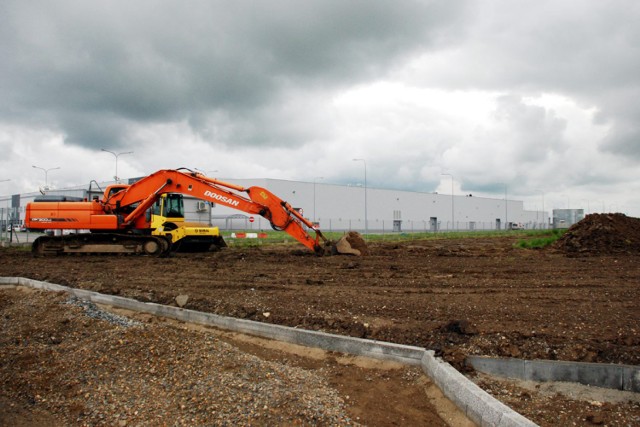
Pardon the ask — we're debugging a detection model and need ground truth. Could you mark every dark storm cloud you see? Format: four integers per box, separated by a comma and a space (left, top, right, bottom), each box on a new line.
0, 0, 470, 149
407, 1, 640, 162
594, 86, 640, 159
492, 95, 567, 163
601, 123, 640, 159
415, 2, 640, 93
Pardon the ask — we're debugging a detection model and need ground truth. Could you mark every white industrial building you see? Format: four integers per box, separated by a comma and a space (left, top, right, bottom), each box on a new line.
206, 178, 547, 232
1, 176, 548, 232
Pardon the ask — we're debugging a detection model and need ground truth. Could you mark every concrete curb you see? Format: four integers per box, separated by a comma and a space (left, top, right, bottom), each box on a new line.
1, 277, 537, 427
468, 356, 640, 393
421, 353, 535, 427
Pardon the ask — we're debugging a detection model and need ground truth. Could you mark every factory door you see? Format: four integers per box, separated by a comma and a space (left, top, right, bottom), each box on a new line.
393, 210, 402, 232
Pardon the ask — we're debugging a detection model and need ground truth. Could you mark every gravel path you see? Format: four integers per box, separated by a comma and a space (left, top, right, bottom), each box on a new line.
0, 286, 453, 426
1, 287, 356, 426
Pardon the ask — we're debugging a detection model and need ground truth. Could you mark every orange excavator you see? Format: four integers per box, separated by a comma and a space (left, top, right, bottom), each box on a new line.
25, 168, 330, 256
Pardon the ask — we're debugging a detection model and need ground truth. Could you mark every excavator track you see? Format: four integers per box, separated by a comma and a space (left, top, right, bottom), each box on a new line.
32, 233, 171, 256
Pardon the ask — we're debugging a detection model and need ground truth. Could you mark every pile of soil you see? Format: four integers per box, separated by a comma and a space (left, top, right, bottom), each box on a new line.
332, 231, 369, 256
553, 213, 640, 254
343, 231, 368, 255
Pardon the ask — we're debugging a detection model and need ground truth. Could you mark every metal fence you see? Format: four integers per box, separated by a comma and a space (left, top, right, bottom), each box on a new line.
0, 207, 29, 244
1, 206, 18, 230
214, 217, 547, 233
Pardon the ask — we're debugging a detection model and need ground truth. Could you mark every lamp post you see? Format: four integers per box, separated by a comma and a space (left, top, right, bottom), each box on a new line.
32, 165, 61, 190
101, 149, 133, 183
541, 191, 545, 228
535, 189, 545, 229
441, 173, 454, 231
504, 184, 508, 229
313, 177, 323, 225
352, 159, 367, 236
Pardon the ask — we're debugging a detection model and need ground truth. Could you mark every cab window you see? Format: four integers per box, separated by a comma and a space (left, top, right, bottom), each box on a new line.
164, 194, 184, 218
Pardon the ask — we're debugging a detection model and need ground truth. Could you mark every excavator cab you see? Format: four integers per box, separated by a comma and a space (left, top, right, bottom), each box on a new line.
150, 194, 185, 226
149, 194, 226, 252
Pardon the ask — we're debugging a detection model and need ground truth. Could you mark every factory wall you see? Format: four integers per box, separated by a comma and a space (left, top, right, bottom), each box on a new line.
206, 178, 547, 232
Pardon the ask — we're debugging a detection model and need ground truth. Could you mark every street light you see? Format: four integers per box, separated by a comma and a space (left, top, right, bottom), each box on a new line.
535, 189, 545, 229
441, 173, 454, 230
101, 148, 133, 183
504, 184, 508, 228
313, 177, 323, 225
32, 165, 61, 190
497, 182, 508, 229
352, 159, 367, 236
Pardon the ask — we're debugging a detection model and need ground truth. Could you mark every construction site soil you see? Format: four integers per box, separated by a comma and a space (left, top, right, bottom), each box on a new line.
1, 213, 640, 425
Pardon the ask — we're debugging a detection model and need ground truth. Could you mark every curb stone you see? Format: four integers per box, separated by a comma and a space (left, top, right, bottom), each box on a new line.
467, 355, 640, 393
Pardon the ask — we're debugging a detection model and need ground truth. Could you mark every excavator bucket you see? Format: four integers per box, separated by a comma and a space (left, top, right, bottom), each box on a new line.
329, 231, 368, 256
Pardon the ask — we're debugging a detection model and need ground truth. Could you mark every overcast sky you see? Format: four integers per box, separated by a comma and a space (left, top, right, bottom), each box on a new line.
1, 0, 639, 216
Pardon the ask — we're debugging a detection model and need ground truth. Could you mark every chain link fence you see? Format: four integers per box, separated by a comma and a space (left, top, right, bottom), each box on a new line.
0, 206, 36, 245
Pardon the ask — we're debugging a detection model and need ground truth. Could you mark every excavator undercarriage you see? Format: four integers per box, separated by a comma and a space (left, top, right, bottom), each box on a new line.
32, 233, 171, 256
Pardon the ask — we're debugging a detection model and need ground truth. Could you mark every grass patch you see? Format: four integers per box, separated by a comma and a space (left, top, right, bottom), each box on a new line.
222, 228, 560, 249
515, 229, 566, 249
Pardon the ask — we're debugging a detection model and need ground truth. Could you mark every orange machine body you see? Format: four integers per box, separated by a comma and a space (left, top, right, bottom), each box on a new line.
26, 200, 118, 230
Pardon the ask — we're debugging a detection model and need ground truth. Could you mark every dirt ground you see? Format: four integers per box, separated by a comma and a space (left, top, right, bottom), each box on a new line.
1, 214, 640, 425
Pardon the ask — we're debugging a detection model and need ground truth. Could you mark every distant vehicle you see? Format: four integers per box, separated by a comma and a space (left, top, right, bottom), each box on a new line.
510, 223, 525, 230
5, 224, 27, 232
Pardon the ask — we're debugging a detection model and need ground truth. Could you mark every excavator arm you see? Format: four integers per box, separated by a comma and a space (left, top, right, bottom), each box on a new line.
105, 169, 328, 254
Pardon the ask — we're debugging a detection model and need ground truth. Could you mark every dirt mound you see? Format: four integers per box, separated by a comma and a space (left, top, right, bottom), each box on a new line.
333, 231, 369, 256
552, 213, 640, 254
344, 231, 369, 255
